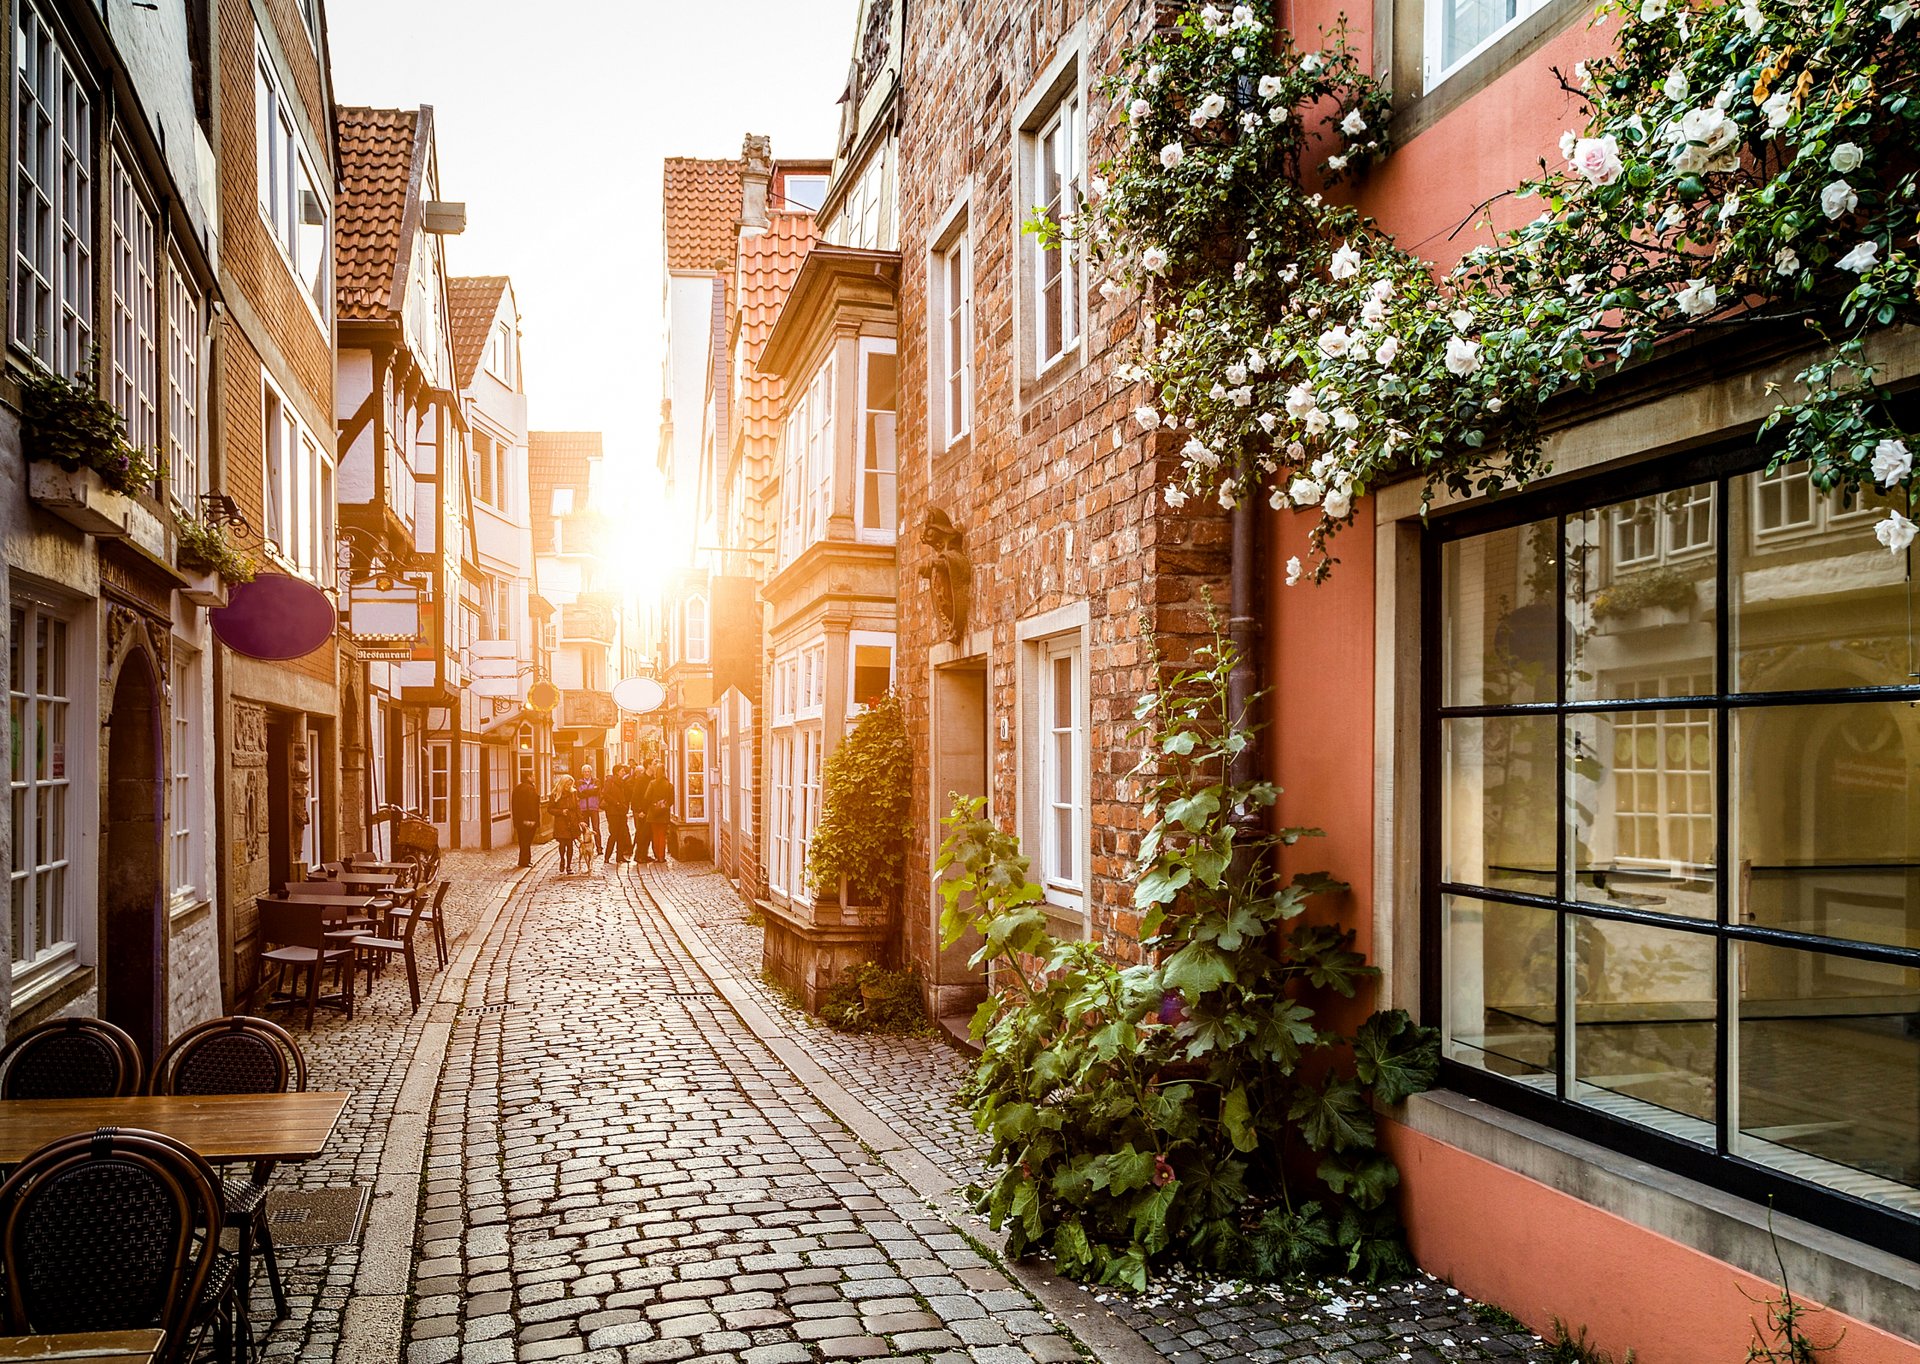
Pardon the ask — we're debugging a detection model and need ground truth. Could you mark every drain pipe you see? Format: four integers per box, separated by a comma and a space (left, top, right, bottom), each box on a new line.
1227, 466, 1262, 840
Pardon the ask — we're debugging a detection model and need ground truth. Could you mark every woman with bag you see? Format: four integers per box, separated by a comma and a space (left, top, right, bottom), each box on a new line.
548, 774, 583, 874
641, 763, 675, 866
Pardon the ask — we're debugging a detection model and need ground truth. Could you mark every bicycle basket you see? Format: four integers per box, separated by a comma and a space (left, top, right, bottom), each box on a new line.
396, 817, 439, 852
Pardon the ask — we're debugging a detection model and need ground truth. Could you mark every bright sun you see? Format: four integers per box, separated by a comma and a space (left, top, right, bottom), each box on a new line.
591, 456, 690, 599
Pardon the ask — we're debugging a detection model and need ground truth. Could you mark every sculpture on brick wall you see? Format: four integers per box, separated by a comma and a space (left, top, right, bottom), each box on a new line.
919, 508, 972, 647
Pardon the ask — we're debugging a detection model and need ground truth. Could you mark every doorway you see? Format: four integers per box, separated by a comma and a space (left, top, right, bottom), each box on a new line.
929, 663, 989, 1018
101, 652, 165, 1062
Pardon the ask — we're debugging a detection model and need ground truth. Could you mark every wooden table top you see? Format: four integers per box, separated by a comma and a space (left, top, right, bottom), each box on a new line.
0, 1091, 350, 1164
265, 893, 378, 913
347, 860, 414, 873
0, 1330, 165, 1360
328, 872, 398, 888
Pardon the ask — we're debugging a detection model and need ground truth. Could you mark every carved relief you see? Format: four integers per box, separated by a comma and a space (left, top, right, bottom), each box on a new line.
857, 0, 891, 96
290, 738, 311, 831
244, 770, 265, 860
919, 508, 973, 647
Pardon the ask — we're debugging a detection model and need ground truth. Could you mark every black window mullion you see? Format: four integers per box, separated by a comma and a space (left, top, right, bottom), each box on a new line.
1555, 512, 1570, 1101
1714, 473, 1733, 1159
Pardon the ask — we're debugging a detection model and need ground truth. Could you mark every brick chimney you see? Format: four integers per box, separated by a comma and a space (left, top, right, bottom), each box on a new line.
739, 133, 773, 238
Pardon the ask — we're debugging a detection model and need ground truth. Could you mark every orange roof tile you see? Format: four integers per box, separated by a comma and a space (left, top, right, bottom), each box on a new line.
448, 275, 511, 387
529, 431, 602, 555
336, 107, 422, 321
663, 158, 740, 276
733, 211, 817, 449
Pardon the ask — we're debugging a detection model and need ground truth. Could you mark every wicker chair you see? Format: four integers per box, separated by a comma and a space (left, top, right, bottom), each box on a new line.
0, 1126, 240, 1364
152, 1016, 307, 1323
0, 1016, 144, 1099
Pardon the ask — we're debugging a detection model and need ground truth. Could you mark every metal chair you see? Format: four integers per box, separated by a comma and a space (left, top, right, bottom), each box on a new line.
352, 886, 425, 1013
151, 1017, 306, 1326
256, 898, 355, 1029
413, 879, 452, 968
0, 1016, 145, 1099
0, 1126, 239, 1364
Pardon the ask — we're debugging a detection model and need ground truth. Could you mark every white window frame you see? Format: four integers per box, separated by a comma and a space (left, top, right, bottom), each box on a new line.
1015, 41, 1087, 391
1038, 634, 1087, 902
1018, 604, 1091, 920
779, 357, 835, 566
685, 594, 709, 665
108, 152, 159, 473
9, 597, 77, 982
928, 208, 973, 452
460, 740, 481, 827
770, 728, 794, 894
254, 35, 329, 329
12, 2, 94, 376
1424, 0, 1554, 93
485, 319, 514, 384
166, 256, 204, 510
168, 646, 203, 908
300, 725, 324, 867
684, 723, 707, 821
854, 337, 898, 543
427, 741, 451, 827
848, 630, 896, 715
261, 374, 334, 584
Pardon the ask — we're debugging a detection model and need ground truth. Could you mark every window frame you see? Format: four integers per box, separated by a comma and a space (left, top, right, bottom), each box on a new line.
168, 645, 204, 909
848, 630, 896, 715
1011, 37, 1088, 402
854, 337, 899, 544
108, 151, 160, 477
253, 34, 329, 330
683, 723, 707, 821
11, 1, 95, 377
1422, 445, 1920, 1259
928, 210, 974, 454
684, 593, 709, 666
166, 255, 204, 511
9, 596, 78, 985
260, 374, 334, 584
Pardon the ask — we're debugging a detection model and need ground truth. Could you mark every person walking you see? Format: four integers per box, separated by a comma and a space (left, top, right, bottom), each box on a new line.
511, 774, 540, 868
641, 763, 675, 866
548, 774, 583, 874
577, 765, 603, 861
603, 763, 633, 866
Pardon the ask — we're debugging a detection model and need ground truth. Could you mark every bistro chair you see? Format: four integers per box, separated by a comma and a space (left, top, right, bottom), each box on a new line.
352, 886, 425, 1013
413, 879, 452, 968
257, 898, 355, 1030
0, 1126, 240, 1364
152, 1016, 307, 1325
0, 1015, 145, 1100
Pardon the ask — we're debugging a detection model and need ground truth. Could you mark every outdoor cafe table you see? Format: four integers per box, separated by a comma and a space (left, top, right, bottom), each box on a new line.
268, 893, 380, 915
0, 1331, 167, 1362
0, 1091, 350, 1166
328, 872, 397, 891
346, 859, 414, 874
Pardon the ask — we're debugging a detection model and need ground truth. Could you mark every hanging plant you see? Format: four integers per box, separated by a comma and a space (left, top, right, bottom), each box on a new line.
175, 516, 258, 583
18, 350, 163, 497
1092, 0, 1920, 580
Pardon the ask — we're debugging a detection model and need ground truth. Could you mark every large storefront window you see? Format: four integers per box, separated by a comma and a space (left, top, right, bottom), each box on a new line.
1432, 456, 1920, 1248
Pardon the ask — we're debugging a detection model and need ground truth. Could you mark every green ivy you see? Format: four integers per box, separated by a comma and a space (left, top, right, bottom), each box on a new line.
937, 622, 1438, 1290
175, 517, 258, 583
19, 349, 163, 496
807, 692, 912, 907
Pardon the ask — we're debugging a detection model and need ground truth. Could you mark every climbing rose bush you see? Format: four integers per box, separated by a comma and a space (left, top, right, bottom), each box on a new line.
1092, 0, 1920, 579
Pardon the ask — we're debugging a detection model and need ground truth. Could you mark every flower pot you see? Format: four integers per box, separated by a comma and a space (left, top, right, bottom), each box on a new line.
27, 461, 131, 537
177, 566, 229, 609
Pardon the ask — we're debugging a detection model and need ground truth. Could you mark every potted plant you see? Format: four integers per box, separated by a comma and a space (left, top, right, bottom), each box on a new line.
19, 353, 163, 537
174, 516, 257, 608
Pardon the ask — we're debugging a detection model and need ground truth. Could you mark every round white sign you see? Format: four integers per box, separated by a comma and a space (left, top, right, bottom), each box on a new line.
611, 676, 667, 714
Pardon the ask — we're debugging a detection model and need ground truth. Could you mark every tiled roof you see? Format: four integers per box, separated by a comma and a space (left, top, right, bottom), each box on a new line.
529, 431, 602, 555
663, 158, 740, 275
449, 276, 511, 387
733, 211, 817, 448
336, 107, 422, 321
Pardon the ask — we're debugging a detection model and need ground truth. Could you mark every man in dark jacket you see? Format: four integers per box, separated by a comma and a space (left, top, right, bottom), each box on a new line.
511, 776, 541, 868
602, 764, 633, 866
642, 764, 675, 866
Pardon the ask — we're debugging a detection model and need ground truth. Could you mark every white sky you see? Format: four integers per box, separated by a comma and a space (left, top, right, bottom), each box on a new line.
326, 0, 851, 487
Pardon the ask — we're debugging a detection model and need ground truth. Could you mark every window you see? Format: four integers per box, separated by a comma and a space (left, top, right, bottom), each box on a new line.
1037, 636, 1086, 901
109, 156, 159, 470
296, 0, 320, 49
485, 319, 514, 384
684, 595, 708, 665
427, 742, 451, 825
779, 358, 835, 565
1435, 459, 1920, 1242
166, 259, 203, 506
13, 2, 94, 376
489, 747, 510, 820
824, 148, 892, 250
461, 741, 481, 827
169, 648, 202, 906
769, 641, 827, 899
781, 173, 828, 212
849, 632, 895, 712
300, 726, 323, 867
263, 385, 287, 552
254, 40, 328, 324
1426, 0, 1554, 90
856, 340, 898, 541
684, 725, 707, 820
9, 599, 73, 976
1023, 76, 1084, 375
261, 378, 333, 582
930, 226, 973, 450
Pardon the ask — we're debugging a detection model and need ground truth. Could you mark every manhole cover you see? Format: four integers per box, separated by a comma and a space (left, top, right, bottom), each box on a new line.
265, 1185, 371, 1248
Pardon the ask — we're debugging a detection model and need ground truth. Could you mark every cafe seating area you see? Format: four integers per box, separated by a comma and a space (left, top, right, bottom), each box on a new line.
254, 860, 451, 1027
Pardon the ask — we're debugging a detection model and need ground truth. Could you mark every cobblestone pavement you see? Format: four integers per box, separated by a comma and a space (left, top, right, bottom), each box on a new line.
648, 863, 1556, 1364
403, 856, 1088, 1364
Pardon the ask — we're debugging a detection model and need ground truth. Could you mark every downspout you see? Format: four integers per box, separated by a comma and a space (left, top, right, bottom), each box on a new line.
1228, 459, 1260, 798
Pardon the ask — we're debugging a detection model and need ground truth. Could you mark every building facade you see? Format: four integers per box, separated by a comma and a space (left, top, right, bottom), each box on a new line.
528, 430, 623, 786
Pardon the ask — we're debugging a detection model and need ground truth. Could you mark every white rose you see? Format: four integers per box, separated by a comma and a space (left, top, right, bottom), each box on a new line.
1258, 74, 1284, 99
1210, 382, 1229, 402
1129, 98, 1153, 125
1332, 408, 1360, 432
1838, 240, 1880, 273
1317, 326, 1354, 358
1256, 411, 1279, 433
1232, 45, 1247, 60
1229, 386, 1254, 408
1269, 106, 1290, 124
1341, 109, 1368, 136
1289, 477, 1323, 507
1740, 0, 1765, 33
1303, 409, 1331, 437
1322, 486, 1352, 520
1142, 246, 1169, 273
1873, 438, 1912, 486
1199, 92, 1227, 120
1330, 243, 1362, 280
1663, 69, 1689, 102
1370, 277, 1394, 301
1763, 90, 1793, 131
1360, 298, 1388, 327
1164, 485, 1189, 509
1445, 336, 1482, 377
1285, 556, 1304, 586
1285, 384, 1317, 418
1327, 154, 1349, 171
1640, 0, 1668, 20
1300, 53, 1323, 74
1568, 135, 1624, 186
1225, 363, 1248, 385
1374, 335, 1400, 366
1232, 4, 1256, 26
1449, 308, 1475, 331
1146, 63, 1163, 86
1831, 142, 1865, 174
1134, 406, 1162, 431
1820, 180, 1858, 220
1773, 246, 1801, 275
1558, 129, 1578, 160
1160, 142, 1185, 169
1246, 350, 1267, 374
1719, 193, 1740, 223
1675, 278, 1718, 316
1487, 397, 1504, 413
1876, 509, 1917, 553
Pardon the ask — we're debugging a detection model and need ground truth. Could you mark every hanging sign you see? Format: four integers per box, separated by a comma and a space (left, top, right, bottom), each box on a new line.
211, 574, 337, 660
611, 677, 666, 715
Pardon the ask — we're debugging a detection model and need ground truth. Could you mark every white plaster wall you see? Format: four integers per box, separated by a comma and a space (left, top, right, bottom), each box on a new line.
337, 351, 376, 503
103, 0, 216, 252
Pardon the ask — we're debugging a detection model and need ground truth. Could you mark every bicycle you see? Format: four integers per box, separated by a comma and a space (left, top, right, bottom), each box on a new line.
371, 803, 442, 884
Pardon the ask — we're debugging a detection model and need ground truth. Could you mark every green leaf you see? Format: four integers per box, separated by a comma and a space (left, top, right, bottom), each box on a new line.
1158, 943, 1235, 999
1221, 1085, 1257, 1152
1288, 1076, 1375, 1152
1353, 1009, 1440, 1105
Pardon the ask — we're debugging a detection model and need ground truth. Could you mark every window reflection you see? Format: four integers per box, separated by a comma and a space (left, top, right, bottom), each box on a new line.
1568, 707, 1716, 917
1567, 484, 1718, 702
1571, 919, 1716, 1142
1444, 894, 1558, 1083
1442, 715, 1556, 895
1443, 523, 1556, 707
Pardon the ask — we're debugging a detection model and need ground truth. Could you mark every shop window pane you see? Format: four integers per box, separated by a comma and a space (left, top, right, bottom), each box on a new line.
1442, 521, 1557, 707
1731, 468, 1911, 693
1567, 708, 1716, 918
1444, 894, 1557, 1082
1736, 941, 1919, 1215
1735, 701, 1920, 951
1571, 918, 1716, 1143
1441, 715, 1557, 894
1567, 486, 1718, 702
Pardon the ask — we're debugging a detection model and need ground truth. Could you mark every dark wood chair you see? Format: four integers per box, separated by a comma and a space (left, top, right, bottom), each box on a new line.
257, 898, 355, 1029
151, 1016, 307, 1325
413, 879, 451, 968
0, 1016, 144, 1099
352, 886, 425, 1013
0, 1126, 239, 1364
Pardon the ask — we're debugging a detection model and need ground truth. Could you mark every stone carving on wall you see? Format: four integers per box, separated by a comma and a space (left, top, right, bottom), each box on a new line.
919, 508, 973, 647
290, 739, 311, 832
232, 702, 269, 861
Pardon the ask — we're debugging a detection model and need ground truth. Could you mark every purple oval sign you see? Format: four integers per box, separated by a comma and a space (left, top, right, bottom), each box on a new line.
210, 574, 338, 660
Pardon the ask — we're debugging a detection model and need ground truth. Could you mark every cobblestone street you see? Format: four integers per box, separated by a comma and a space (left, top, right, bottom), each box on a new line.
249, 852, 1554, 1364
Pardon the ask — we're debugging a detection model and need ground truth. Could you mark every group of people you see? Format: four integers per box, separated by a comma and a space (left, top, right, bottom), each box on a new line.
509, 762, 676, 874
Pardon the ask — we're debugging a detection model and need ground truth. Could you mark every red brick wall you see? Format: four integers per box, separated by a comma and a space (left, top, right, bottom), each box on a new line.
895, 0, 1232, 974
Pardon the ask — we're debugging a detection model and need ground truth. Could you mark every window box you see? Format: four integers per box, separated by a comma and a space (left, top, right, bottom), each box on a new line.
176, 566, 228, 609
27, 460, 131, 537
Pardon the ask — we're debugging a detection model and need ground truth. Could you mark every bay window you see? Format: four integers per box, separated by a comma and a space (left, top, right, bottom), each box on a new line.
779, 358, 835, 565
1433, 455, 1920, 1244
769, 641, 826, 900
855, 339, 898, 541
